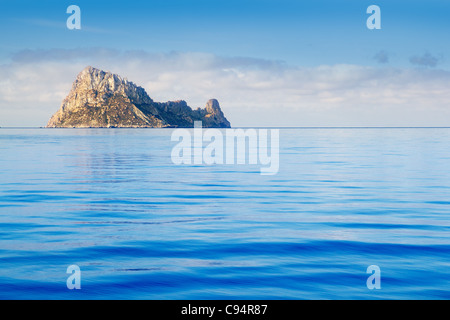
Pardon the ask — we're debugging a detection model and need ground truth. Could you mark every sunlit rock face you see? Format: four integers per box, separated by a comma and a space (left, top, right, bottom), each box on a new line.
47, 66, 231, 128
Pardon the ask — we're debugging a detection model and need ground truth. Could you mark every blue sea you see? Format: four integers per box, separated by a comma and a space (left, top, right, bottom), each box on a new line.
1, 128, 450, 299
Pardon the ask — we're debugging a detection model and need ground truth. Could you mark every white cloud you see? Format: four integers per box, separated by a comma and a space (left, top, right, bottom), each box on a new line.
374, 50, 389, 64
1, 48, 450, 126
409, 53, 442, 68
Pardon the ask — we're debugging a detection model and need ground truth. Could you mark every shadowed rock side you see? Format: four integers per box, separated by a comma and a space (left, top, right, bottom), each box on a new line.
46, 66, 231, 128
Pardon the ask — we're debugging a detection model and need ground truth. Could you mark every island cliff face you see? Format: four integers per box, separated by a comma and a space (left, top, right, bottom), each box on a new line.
47, 66, 231, 128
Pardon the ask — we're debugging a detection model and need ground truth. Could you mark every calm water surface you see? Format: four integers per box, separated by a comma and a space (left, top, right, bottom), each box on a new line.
0, 128, 449, 299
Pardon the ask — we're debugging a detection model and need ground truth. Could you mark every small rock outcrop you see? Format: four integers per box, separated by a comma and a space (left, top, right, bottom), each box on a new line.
46, 66, 231, 128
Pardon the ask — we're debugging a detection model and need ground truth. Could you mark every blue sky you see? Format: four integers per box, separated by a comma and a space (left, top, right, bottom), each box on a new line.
2, 0, 450, 67
1, 0, 450, 126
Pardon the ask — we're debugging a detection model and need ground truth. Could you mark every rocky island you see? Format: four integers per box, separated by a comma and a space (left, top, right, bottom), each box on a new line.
47, 66, 231, 128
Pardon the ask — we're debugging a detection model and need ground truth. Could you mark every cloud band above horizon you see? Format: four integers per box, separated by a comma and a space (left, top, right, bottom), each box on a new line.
1, 48, 450, 127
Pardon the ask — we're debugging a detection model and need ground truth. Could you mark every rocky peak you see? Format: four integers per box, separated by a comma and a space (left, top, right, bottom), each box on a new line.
47, 66, 231, 128
201, 99, 230, 128
205, 99, 222, 114
72, 66, 153, 105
